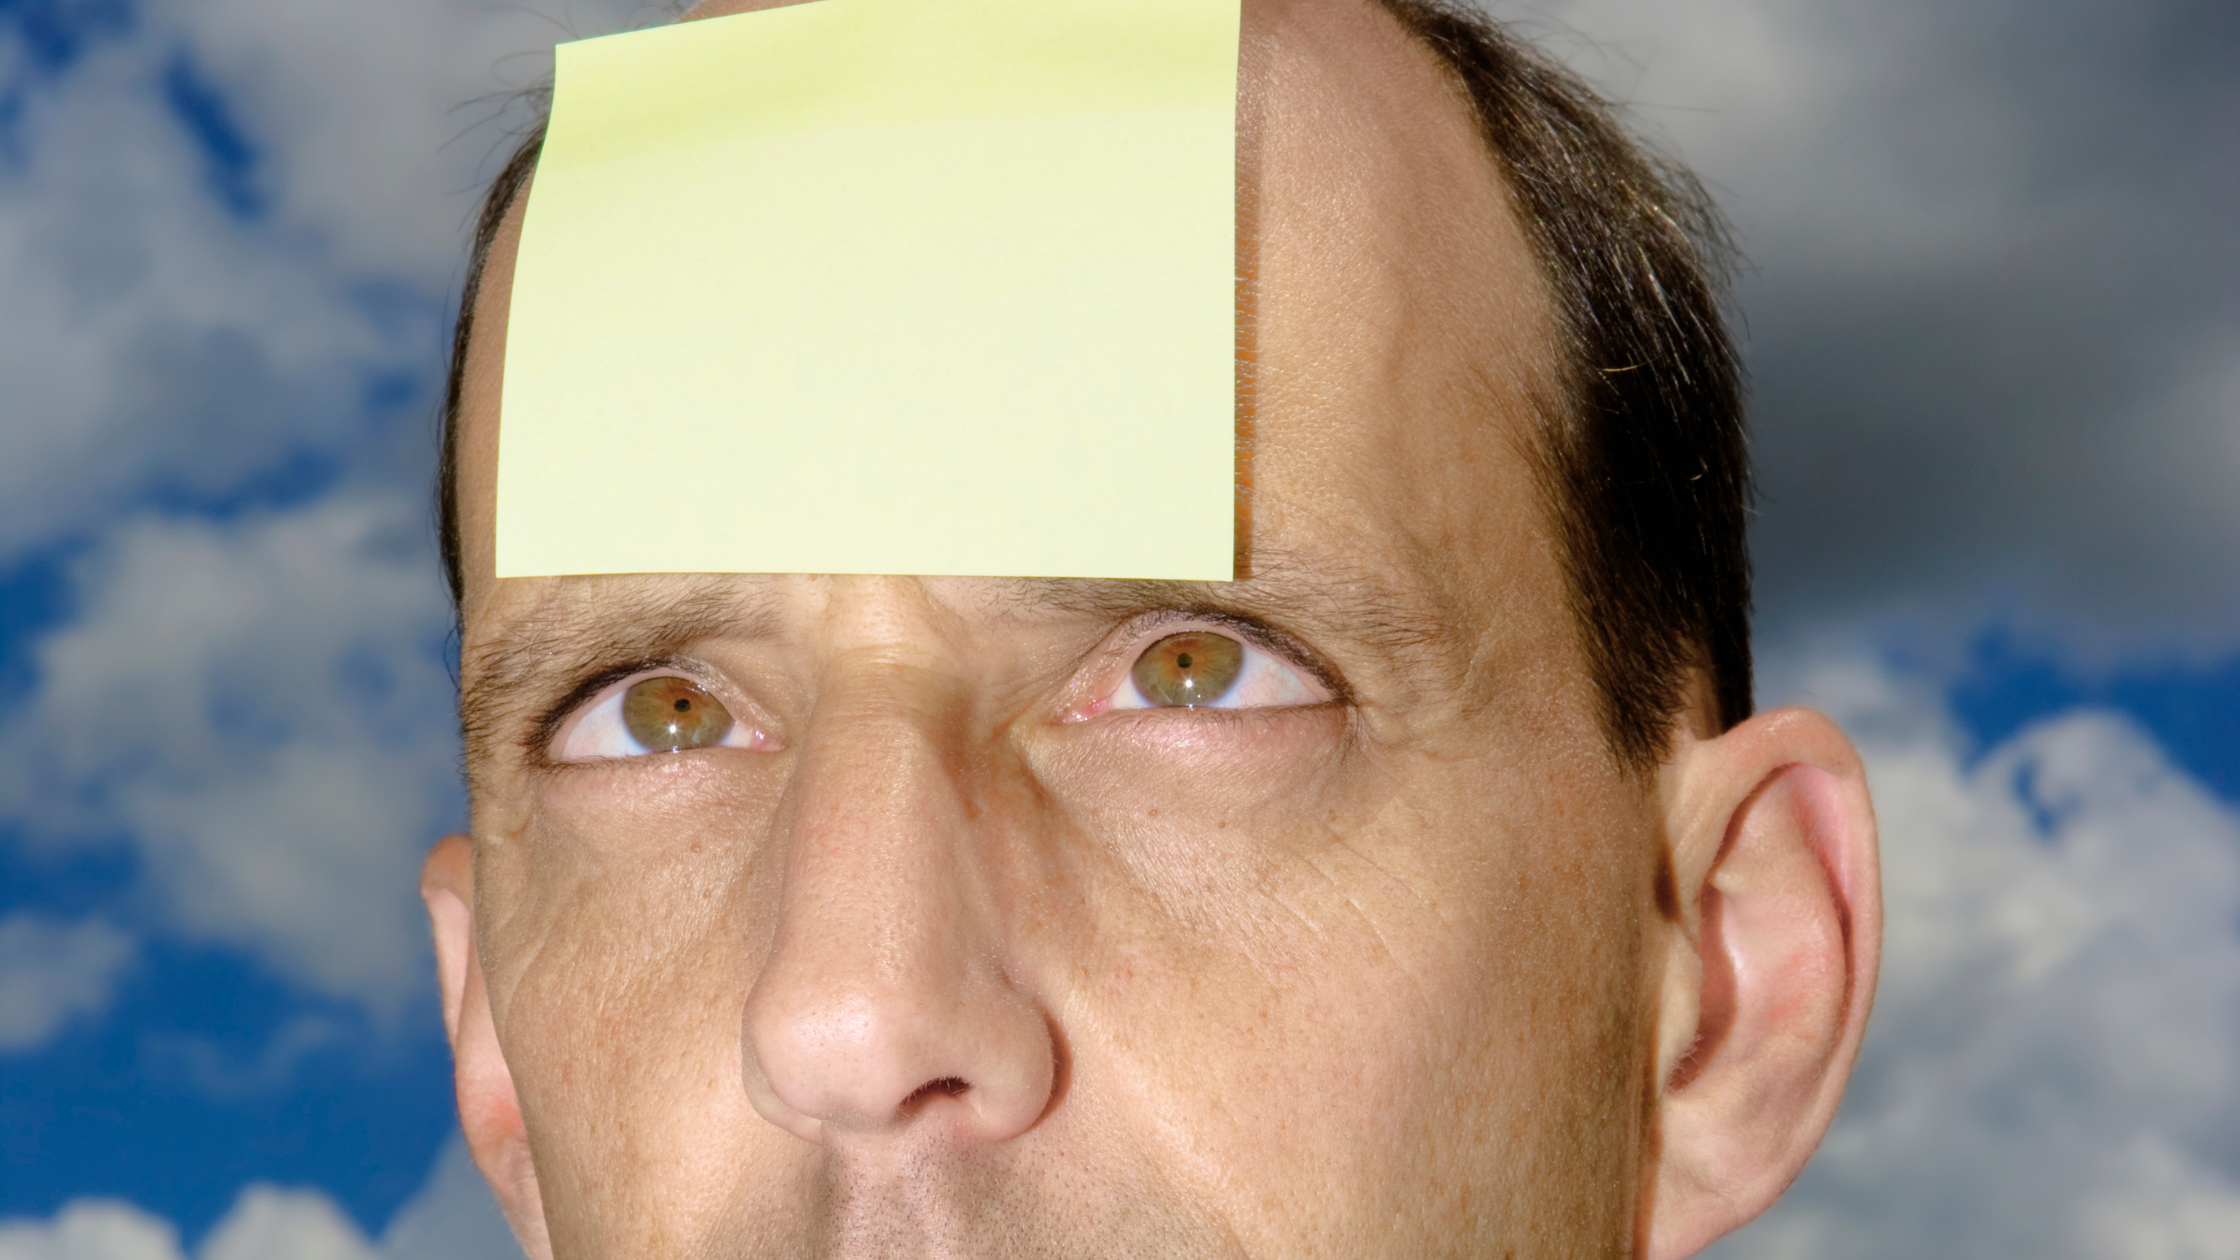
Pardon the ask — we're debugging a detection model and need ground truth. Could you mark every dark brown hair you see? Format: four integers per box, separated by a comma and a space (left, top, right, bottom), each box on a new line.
438, 0, 1751, 772
436, 111, 540, 610
1376, 0, 1753, 768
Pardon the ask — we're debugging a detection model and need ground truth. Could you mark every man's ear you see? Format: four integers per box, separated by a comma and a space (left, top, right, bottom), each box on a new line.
1642, 707, 1882, 1260
422, 834, 553, 1260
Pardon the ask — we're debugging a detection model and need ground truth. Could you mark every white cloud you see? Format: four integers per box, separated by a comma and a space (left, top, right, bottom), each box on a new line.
0, 913, 135, 1051
1706, 657, 2240, 1258
0, 0, 650, 556
0, 1200, 182, 1260
377, 1137, 523, 1260
0, 28, 382, 551
164, 0, 663, 287
197, 1191, 380, 1260
0, 1136, 518, 1260
0, 494, 460, 1012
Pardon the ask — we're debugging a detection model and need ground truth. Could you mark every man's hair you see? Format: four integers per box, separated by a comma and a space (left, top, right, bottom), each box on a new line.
438, 0, 1750, 773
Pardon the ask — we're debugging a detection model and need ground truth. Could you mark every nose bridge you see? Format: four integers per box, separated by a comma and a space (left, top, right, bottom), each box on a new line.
789, 665, 978, 986
803, 658, 973, 842
741, 652, 1055, 1147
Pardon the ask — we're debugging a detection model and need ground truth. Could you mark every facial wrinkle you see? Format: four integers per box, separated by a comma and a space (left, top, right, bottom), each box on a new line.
1307, 838, 1442, 1012
461, 576, 787, 766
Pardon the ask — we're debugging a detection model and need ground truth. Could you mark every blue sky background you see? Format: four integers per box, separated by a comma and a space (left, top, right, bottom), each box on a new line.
0, 0, 2233, 1256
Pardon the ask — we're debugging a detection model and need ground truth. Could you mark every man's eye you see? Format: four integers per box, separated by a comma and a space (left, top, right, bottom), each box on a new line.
1110, 631, 1324, 710
557, 675, 772, 761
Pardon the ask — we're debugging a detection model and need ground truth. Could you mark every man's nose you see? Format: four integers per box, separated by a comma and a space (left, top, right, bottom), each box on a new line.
740, 665, 1056, 1147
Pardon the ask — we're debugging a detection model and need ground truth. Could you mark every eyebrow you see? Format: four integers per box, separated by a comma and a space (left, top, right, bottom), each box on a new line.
458, 550, 1469, 766
460, 577, 786, 765
984, 547, 1458, 666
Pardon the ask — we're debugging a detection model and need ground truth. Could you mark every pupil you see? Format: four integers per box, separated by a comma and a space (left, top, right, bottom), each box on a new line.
1176, 653, 1194, 670
674, 698, 691, 712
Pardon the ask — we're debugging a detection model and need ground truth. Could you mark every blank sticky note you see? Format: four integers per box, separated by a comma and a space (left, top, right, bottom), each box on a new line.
496, 0, 1240, 580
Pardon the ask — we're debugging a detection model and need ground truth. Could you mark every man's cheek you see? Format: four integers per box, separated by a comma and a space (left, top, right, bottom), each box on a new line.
481, 836, 797, 1254
1047, 840, 1467, 1257
1026, 716, 1474, 1181
475, 760, 786, 1116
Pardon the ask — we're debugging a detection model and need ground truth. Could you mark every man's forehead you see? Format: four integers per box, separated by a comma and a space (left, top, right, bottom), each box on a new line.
457, 0, 1554, 616
474, 546, 1457, 662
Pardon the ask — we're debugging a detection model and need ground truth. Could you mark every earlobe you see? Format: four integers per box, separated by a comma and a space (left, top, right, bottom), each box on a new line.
1643, 709, 1882, 1260
421, 834, 553, 1260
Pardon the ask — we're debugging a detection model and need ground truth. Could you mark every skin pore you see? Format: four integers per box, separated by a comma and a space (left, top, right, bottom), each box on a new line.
424, 1, 1882, 1256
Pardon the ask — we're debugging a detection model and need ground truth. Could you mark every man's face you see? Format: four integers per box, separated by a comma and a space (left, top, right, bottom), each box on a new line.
447, 0, 1674, 1254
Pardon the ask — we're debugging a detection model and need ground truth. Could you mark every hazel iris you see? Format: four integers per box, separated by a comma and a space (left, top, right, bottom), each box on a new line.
1131, 631, 1245, 707
621, 676, 735, 751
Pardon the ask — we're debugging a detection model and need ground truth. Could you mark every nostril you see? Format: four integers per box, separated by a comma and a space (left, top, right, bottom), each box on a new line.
900, 1076, 970, 1114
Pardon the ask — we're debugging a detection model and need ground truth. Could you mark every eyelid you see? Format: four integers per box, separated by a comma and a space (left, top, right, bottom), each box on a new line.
541, 660, 771, 763
1131, 609, 1348, 700
1065, 610, 1342, 720
529, 658, 677, 761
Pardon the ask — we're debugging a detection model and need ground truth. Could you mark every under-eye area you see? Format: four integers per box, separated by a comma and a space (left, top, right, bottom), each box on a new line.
553, 670, 779, 761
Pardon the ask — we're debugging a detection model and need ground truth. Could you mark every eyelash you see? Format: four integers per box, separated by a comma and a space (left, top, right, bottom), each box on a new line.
549, 668, 776, 763
539, 614, 1342, 757
1069, 615, 1334, 720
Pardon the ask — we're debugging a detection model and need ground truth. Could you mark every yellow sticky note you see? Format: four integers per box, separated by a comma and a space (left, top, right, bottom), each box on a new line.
497, 0, 1240, 580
